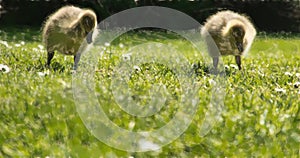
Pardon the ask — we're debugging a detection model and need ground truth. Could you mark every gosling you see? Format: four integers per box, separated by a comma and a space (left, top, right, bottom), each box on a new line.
42, 6, 97, 68
201, 10, 256, 70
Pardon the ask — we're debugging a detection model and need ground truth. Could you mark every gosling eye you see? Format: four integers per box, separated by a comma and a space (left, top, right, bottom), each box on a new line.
232, 31, 237, 37
233, 30, 243, 38
85, 19, 91, 26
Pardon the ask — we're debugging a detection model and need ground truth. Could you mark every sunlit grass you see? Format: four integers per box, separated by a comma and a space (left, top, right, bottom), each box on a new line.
0, 27, 299, 157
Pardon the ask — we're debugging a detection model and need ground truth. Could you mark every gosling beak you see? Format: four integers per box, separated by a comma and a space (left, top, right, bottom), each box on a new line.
236, 42, 244, 52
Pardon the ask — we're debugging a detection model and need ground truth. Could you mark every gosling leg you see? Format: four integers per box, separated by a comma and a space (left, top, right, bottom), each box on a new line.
73, 55, 77, 70
213, 57, 219, 69
235, 56, 242, 70
73, 53, 81, 70
46, 51, 54, 67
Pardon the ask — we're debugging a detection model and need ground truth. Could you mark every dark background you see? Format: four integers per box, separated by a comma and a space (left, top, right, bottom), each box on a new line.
0, 0, 299, 32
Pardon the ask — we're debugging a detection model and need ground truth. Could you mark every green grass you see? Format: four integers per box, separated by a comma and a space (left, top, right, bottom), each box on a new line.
0, 27, 300, 157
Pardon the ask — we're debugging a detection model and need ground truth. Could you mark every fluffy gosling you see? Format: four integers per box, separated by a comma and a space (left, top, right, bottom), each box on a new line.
42, 6, 97, 68
201, 10, 256, 70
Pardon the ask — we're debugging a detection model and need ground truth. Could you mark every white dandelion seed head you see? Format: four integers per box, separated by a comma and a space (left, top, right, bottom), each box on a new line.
259, 109, 268, 125
0, 40, 9, 48
20, 41, 25, 45
284, 72, 293, 77
122, 53, 132, 61
0, 64, 10, 73
119, 43, 124, 48
58, 79, 70, 88
133, 65, 141, 72
15, 43, 21, 47
268, 124, 276, 136
208, 78, 216, 86
257, 70, 265, 77
275, 87, 286, 93
37, 70, 49, 77
224, 64, 229, 69
230, 64, 238, 70
191, 63, 199, 69
38, 44, 44, 50
37, 72, 46, 77
33, 48, 39, 52
294, 82, 300, 88
104, 42, 110, 47
138, 139, 160, 151
128, 121, 135, 130
279, 114, 290, 122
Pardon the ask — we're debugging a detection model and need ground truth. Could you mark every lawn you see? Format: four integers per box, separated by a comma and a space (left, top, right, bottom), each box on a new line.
0, 27, 300, 157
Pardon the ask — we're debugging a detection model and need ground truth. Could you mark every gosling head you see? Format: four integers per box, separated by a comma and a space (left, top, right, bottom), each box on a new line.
222, 19, 247, 54
79, 11, 97, 35
231, 25, 245, 53
69, 10, 97, 38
